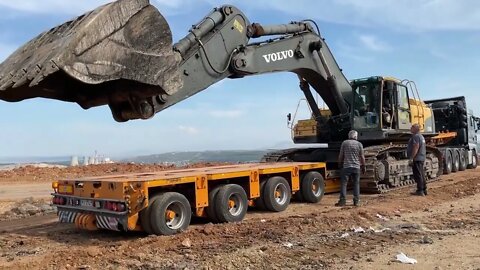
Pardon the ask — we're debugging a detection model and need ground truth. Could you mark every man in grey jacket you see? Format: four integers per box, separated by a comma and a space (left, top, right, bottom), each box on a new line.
407, 123, 427, 196
335, 130, 366, 207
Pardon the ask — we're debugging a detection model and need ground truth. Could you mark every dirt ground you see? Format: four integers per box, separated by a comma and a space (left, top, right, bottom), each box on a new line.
0, 164, 479, 270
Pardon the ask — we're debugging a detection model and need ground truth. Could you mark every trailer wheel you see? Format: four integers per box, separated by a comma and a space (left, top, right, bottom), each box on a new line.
459, 149, 467, 171
150, 192, 192, 236
263, 176, 291, 212
467, 150, 478, 169
452, 149, 460, 172
300, 171, 325, 203
214, 184, 248, 223
139, 196, 158, 235
254, 180, 267, 210
294, 189, 304, 202
206, 186, 222, 223
444, 150, 452, 174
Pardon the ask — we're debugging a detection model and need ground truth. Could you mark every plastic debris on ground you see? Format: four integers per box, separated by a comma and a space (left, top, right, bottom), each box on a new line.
340, 232, 350, 238
396, 252, 417, 264
369, 226, 391, 233
260, 219, 266, 223
376, 213, 390, 221
283, 242, 293, 248
351, 226, 365, 233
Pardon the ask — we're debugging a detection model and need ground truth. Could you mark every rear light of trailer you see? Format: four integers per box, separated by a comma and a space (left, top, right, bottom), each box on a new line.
52, 196, 66, 205
104, 201, 126, 212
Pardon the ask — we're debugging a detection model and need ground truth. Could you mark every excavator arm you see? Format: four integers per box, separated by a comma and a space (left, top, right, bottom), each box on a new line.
0, 0, 352, 132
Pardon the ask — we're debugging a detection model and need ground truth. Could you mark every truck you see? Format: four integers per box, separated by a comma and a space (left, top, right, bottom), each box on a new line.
425, 96, 479, 172
0, 0, 478, 234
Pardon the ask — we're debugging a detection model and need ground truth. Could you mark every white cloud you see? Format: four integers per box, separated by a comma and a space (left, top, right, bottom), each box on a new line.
0, 0, 205, 16
178, 125, 199, 135
335, 34, 391, 63
208, 109, 244, 118
2, 0, 478, 31
358, 35, 391, 52
225, 0, 480, 31
0, 0, 111, 15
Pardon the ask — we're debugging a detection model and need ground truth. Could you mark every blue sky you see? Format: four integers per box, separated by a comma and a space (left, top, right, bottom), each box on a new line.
0, 0, 479, 158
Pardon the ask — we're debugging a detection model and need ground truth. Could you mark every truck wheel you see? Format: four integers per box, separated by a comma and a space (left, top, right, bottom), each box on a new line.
452, 149, 460, 172
214, 184, 248, 223
206, 186, 222, 223
300, 171, 325, 203
150, 192, 192, 236
443, 150, 452, 175
139, 196, 158, 235
263, 176, 291, 212
255, 180, 267, 210
459, 149, 467, 171
467, 150, 478, 169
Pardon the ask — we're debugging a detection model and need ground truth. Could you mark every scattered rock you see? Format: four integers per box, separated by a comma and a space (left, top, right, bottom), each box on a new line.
420, 235, 434, 244
14, 203, 40, 216
203, 223, 215, 235
181, 238, 192, 248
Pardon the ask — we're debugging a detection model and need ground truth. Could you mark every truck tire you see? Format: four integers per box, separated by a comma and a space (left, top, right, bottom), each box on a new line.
206, 186, 222, 223
467, 150, 478, 169
443, 150, 452, 175
254, 180, 267, 210
459, 149, 467, 171
139, 197, 157, 235
300, 171, 325, 203
263, 176, 291, 212
150, 192, 192, 236
452, 149, 460, 172
214, 184, 248, 223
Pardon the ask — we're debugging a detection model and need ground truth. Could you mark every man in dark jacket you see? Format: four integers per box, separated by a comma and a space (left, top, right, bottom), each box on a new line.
407, 123, 427, 196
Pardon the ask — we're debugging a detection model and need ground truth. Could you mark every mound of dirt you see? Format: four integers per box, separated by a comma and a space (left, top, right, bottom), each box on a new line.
0, 162, 231, 183
0, 197, 56, 221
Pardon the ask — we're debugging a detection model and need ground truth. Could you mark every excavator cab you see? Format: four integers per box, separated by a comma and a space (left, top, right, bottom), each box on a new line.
350, 76, 436, 143
351, 76, 409, 132
292, 76, 435, 145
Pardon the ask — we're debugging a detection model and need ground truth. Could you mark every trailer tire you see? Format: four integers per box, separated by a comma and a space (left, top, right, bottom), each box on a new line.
459, 149, 467, 171
263, 176, 291, 212
294, 189, 305, 202
150, 192, 192, 236
214, 184, 248, 223
300, 171, 325, 203
255, 180, 267, 210
452, 149, 460, 172
467, 150, 478, 169
443, 150, 453, 175
206, 186, 222, 223
139, 196, 158, 235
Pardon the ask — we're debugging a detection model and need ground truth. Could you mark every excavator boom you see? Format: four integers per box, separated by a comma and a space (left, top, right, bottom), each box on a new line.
0, 0, 351, 127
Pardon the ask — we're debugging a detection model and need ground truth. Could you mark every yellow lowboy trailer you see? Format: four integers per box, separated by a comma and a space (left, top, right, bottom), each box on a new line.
52, 162, 338, 235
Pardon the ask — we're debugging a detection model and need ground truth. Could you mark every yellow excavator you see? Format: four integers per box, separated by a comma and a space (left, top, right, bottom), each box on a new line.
1, 0, 470, 193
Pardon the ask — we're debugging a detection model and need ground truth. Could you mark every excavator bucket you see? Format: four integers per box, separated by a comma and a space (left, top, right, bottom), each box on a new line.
0, 0, 181, 116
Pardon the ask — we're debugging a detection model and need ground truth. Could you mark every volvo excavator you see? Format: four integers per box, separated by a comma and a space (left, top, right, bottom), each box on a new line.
0, 0, 447, 193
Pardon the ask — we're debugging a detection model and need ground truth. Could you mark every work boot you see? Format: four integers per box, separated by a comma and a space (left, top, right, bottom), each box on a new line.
353, 201, 360, 207
335, 201, 346, 207
410, 190, 425, 196
423, 189, 428, 196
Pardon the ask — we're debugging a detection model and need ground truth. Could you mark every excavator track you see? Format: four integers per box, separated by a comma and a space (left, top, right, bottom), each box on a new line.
262, 144, 442, 194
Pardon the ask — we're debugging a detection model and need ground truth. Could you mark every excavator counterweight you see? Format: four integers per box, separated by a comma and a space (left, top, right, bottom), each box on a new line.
0, 0, 181, 120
